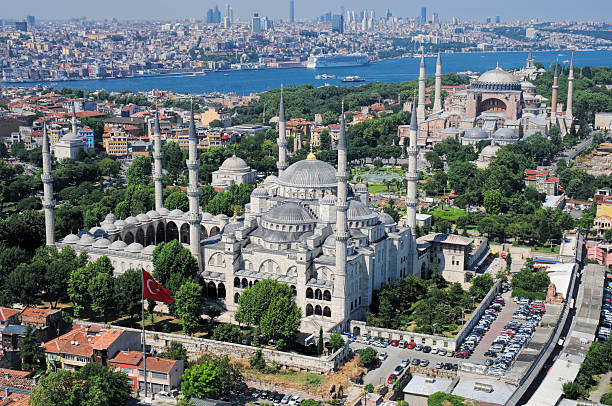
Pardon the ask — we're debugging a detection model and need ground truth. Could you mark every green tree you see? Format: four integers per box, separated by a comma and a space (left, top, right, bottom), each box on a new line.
126, 156, 152, 185
317, 327, 324, 355
249, 349, 266, 371
364, 384, 374, 393
205, 304, 222, 323
427, 391, 465, 406
174, 281, 204, 334
114, 269, 141, 321
162, 141, 184, 182
212, 323, 243, 343
97, 157, 120, 177
319, 129, 332, 151
181, 360, 222, 400
5, 263, 43, 306
29, 370, 83, 406
159, 341, 188, 361
88, 272, 115, 320
425, 151, 444, 170
301, 400, 321, 406
194, 354, 246, 397
329, 332, 345, 352
164, 190, 189, 211
373, 159, 383, 169
199, 185, 218, 208
235, 279, 295, 327
358, 347, 378, 368
152, 240, 199, 294
562, 382, 587, 400
483, 189, 503, 215
469, 273, 495, 301
259, 294, 301, 343
20, 325, 45, 373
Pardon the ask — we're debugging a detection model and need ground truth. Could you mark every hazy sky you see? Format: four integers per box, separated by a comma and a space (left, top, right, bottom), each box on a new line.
5, 0, 611, 22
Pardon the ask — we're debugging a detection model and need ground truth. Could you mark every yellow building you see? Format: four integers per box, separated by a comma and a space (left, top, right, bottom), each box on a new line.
597, 203, 612, 218
103, 129, 130, 156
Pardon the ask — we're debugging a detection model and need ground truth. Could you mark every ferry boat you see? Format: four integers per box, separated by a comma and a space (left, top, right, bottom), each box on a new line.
315, 74, 338, 79
341, 75, 365, 83
307, 53, 369, 69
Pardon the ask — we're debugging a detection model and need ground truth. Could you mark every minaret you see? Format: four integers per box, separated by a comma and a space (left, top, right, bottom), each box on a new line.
551, 60, 559, 123
417, 52, 426, 122
566, 52, 574, 123
406, 96, 418, 231
277, 85, 289, 175
71, 102, 77, 135
41, 123, 55, 247
186, 100, 202, 268
433, 51, 442, 113
153, 108, 164, 211
335, 101, 349, 322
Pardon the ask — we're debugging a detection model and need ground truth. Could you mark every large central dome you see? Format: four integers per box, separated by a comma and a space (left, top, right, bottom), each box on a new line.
277, 159, 337, 188
472, 67, 521, 91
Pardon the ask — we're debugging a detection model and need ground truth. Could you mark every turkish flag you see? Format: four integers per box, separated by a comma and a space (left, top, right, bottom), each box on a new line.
142, 269, 174, 303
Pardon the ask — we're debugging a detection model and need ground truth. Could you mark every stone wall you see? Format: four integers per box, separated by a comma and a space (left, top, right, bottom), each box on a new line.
74, 320, 348, 373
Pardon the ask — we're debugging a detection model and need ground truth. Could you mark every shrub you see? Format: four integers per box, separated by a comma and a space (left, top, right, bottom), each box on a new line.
249, 349, 266, 371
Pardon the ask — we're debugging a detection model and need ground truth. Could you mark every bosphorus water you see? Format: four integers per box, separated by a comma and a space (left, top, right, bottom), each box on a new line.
8, 50, 612, 94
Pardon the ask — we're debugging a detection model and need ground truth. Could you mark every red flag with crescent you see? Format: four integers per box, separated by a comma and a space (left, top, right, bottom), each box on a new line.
142, 269, 174, 303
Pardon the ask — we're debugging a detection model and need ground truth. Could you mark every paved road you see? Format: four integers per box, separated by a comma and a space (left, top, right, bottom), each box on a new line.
349, 341, 459, 386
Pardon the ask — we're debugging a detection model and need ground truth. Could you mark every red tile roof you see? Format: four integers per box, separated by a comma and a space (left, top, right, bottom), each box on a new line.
0, 308, 19, 323
42, 327, 125, 358
109, 351, 179, 373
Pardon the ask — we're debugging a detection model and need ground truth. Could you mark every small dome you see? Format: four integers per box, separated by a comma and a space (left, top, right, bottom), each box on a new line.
102, 222, 118, 232
125, 242, 144, 253
222, 221, 243, 236
347, 200, 376, 221
264, 175, 278, 184
103, 213, 117, 223
322, 193, 337, 205
169, 209, 184, 217
521, 81, 536, 88
215, 214, 228, 220
464, 127, 489, 140
109, 240, 127, 250
277, 159, 337, 189
142, 245, 156, 255
125, 216, 139, 225
92, 238, 111, 248
63, 234, 80, 243
252, 187, 268, 198
379, 213, 396, 225
136, 213, 150, 222
78, 234, 95, 246
323, 234, 336, 249
114, 219, 126, 228
355, 183, 368, 193
89, 227, 106, 238
202, 212, 214, 220
146, 210, 161, 219
263, 202, 315, 225
158, 208, 170, 216
493, 128, 518, 140
220, 155, 249, 171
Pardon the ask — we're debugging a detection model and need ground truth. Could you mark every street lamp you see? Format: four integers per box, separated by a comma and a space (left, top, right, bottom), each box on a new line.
432, 323, 437, 336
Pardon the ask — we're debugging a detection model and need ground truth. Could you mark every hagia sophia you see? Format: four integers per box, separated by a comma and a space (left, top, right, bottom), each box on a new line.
41, 56, 568, 334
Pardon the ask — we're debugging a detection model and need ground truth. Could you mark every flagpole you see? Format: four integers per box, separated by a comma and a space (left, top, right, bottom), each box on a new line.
141, 269, 148, 400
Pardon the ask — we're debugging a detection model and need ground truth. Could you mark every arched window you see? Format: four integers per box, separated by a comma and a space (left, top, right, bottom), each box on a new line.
156, 223, 165, 243
166, 221, 178, 241
200, 226, 208, 241
306, 304, 313, 316
259, 259, 280, 274
234, 293, 239, 303
136, 228, 145, 245
242, 278, 248, 288
323, 306, 331, 317
208, 253, 225, 267
145, 225, 155, 246
306, 288, 313, 299
124, 232, 134, 245
291, 285, 297, 296
323, 290, 331, 301
315, 289, 322, 300
315, 305, 322, 316
234, 277, 240, 288
207, 282, 217, 298
209, 226, 220, 237
218, 283, 226, 299
180, 223, 190, 244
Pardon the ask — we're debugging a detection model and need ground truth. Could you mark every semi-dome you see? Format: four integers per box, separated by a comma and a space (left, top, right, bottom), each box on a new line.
109, 240, 127, 250
215, 214, 228, 220
92, 238, 111, 248
263, 202, 315, 225
277, 159, 337, 189
354, 183, 369, 193
146, 210, 161, 219
322, 193, 337, 205
472, 67, 521, 91
464, 127, 489, 140
252, 187, 269, 198
114, 219, 126, 228
347, 200, 377, 221
136, 213, 150, 222
143, 245, 156, 255
220, 155, 249, 171
158, 208, 170, 216
493, 128, 518, 140
63, 234, 80, 243
202, 212, 214, 220
125, 242, 144, 253
379, 213, 396, 225
323, 234, 336, 249
78, 234, 95, 246
102, 222, 118, 232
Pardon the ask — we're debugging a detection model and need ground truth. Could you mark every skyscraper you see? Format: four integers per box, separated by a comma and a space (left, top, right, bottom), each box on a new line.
26, 16, 35, 27
289, 0, 295, 23
420, 7, 426, 24
332, 14, 344, 34
495, 15, 501, 23
252, 13, 262, 33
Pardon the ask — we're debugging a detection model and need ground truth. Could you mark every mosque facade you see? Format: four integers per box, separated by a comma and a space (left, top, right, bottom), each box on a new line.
46, 93, 421, 333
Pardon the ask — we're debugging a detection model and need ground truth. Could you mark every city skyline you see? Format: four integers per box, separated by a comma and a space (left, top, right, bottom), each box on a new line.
4, 0, 611, 22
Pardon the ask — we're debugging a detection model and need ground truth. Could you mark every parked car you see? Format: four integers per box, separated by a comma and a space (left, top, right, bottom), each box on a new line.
390, 340, 399, 347
378, 352, 388, 361
420, 359, 429, 367
411, 358, 420, 365
415, 344, 423, 351
407, 342, 416, 349
387, 374, 397, 384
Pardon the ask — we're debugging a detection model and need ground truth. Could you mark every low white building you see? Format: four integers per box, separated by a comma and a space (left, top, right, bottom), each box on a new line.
211, 155, 257, 191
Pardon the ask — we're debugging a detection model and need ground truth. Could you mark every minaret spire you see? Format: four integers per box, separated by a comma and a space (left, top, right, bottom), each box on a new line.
153, 106, 164, 211
433, 51, 442, 113
551, 58, 559, 123
417, 51, 426, 122
186, 99, 202, 268
334, 100, 350, 323
566, 52, 574, 123
277, 84, 289, 174
41, 122, 56, 246
71, 101, 77, 135
406, 92, 419, 276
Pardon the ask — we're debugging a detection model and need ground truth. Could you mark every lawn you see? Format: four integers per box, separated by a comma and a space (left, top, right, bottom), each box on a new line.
368, 184, 389, 194
430, 207, 468, 222
527, 244, 561, 254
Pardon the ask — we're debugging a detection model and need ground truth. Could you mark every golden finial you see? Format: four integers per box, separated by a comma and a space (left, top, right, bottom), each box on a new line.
306, 143, 316, 161
341, 99, 344, 113
233, 207, 238, 222
496, 62, 500, 70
